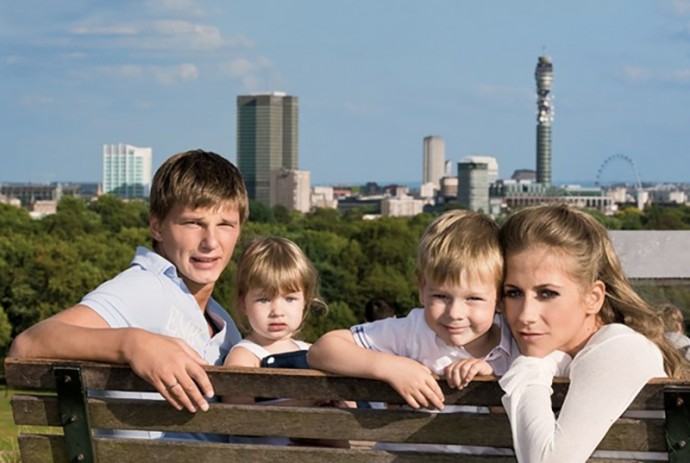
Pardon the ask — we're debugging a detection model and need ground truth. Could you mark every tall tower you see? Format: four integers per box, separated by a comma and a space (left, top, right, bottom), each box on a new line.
422, 135, 445, 190
237, 92, 298, 204
535, 55, 554, 185
102, 143, 152, 198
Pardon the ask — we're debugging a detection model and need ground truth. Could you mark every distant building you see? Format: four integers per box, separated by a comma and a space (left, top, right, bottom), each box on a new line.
511, 169, 536, 182
422, 136, 445, 190
381, 190, 424, 217
102, 144, 152, 199
535, 54, 554, 185
440, 176, 458, 198
237, 92, 298, 205
311, 186, 338, 210
458, 161, 490, 213
461, 155, 499, 184
269, 168, 310, 213
0, 182, 77, 208
30, 200, 58, 218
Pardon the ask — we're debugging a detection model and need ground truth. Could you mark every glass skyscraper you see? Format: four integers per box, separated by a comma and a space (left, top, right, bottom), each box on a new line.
236, 93, 298, 204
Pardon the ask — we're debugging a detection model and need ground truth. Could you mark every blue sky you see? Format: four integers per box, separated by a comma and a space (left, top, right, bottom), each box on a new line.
3, 1, 690, 186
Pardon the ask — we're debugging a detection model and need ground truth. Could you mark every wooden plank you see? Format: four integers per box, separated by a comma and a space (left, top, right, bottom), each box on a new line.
92, 438, 518, 463
11, 394, 60, 427
17, 434, 68, 463
16, 434, 666, 463
6, 358, 687, 409
12, 395, 667, 452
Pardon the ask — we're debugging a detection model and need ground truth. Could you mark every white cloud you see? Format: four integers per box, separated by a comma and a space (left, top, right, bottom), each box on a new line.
622, 65, 690, 84
219, 56, 282, 92
144, 0, 206, 18
672, 0, 690, 15
622, 66, 653, 83
99, 63, 199, 86
68, 19, 246, 52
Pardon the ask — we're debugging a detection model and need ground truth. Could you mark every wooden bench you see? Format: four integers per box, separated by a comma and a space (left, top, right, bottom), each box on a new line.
5, 357, 690, 463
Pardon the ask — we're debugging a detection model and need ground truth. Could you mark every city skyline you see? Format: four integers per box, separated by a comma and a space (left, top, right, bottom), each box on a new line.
3, 1, 690, 186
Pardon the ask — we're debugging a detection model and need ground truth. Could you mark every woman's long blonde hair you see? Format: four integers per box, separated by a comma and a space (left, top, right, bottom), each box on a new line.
500, 204, 689, 379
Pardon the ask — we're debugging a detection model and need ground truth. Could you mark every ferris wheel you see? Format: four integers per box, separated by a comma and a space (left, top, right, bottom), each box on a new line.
595, 154, 643, 191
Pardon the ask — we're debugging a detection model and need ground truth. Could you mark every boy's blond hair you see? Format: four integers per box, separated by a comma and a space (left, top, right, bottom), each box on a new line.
416, 209, 502, 291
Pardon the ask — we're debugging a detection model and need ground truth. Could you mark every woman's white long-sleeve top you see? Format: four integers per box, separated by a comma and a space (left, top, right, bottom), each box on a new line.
499, 323, 666, 463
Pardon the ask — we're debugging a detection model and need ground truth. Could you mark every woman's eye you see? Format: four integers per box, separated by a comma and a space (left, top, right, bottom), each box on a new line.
538, 290, 559, 299
503, 289, 521, 298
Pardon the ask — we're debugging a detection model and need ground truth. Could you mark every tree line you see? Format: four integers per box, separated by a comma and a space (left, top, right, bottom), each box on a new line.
1, 196, 690, 360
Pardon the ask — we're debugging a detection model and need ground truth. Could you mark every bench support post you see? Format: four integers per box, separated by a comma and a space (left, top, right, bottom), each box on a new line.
664, 385, 690, 463
54, 367, 95, 463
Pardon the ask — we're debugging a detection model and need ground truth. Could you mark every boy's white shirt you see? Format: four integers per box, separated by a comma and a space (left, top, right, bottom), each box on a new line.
350, 309, 519, 455
351, 309, 519, 376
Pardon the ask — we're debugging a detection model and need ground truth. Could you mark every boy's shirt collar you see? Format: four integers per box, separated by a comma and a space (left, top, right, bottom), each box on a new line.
131, 246, 180, 280
428, 314, 515, 375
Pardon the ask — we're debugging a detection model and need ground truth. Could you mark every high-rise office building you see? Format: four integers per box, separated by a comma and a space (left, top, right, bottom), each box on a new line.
461, 155, 499, 184
237, 92, 298, 204
422, 136, 445, 190
457, 161, 489, 213
535, 55, 554, 185
102, 144, 152, 198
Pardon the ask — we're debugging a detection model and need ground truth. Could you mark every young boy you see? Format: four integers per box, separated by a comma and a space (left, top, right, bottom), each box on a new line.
9, 150, 248, 426
308, 209, 519, 411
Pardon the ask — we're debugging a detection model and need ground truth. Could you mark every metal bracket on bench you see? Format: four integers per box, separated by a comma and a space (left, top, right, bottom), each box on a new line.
664, 385, 690, 463
54, 367, 95, 463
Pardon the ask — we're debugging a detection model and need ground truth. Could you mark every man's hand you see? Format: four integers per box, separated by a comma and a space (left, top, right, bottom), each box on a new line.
381, 357, 445, 410
444, 358, 493, 389
123, 329, 212, 413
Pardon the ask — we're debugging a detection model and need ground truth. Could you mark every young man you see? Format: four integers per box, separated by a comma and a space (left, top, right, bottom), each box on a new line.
9, 150, 248, 422
308, 209, 519, 410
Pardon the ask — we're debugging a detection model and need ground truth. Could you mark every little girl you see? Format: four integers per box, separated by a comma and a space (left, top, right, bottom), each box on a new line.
225, 235, 325, 382
224, 236, 348, 447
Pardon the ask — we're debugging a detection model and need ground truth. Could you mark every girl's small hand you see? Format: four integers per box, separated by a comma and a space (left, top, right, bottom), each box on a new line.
444, 358, 493, 389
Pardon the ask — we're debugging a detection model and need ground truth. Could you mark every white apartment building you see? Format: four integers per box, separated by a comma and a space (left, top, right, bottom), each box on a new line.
102, 144, 152, 198
381, 191, 424, 217
270, 168, 311, 213
311, 186, 338, 210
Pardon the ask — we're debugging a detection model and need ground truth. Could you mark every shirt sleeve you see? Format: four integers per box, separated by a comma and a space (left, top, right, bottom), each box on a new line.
351, 311, 419, 357
499, 329, 665, 463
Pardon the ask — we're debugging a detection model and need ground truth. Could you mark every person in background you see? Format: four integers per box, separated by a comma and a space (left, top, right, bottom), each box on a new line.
8, 150, 248, 440
658, 303, 690, 361
364, 297, 396, 322
498, 204, 690, 463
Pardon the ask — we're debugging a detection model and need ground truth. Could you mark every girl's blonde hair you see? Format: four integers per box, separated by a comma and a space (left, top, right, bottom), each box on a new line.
500, 204, 689, 379
234, 236, 327, 334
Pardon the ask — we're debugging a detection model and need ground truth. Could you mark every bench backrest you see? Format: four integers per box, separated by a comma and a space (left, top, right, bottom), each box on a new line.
5, 357, 690, 463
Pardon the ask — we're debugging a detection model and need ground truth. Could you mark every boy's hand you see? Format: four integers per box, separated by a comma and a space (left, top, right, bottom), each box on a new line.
381, 357, 445, 410
123, 329, 212, 413
444, 358, 493, 389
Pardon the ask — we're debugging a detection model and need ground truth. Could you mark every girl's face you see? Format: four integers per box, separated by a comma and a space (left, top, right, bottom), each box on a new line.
243, 287, 305, 346
502, 246, 605, 358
